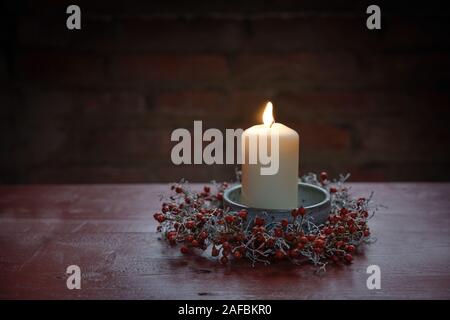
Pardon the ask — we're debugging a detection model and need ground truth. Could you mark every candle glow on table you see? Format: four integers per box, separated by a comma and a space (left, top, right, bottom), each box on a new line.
241, 102, 299, 210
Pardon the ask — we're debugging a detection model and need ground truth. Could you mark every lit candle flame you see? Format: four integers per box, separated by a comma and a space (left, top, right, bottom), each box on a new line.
263, 101, 275, 127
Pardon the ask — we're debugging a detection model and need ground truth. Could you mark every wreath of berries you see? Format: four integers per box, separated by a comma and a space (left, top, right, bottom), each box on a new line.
153, 172, 377, 271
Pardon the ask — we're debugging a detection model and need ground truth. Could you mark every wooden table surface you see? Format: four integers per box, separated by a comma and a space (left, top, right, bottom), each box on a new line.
0, 183, 449, 300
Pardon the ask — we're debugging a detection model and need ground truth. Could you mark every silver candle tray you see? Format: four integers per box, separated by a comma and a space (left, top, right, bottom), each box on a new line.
223, 182, 331, 227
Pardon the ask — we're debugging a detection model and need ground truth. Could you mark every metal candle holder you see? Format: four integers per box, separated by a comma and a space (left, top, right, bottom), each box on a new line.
223, 182, 331, 227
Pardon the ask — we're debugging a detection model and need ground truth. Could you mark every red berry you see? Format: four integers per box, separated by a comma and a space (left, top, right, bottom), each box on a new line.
175, 187, 183, 194
203, 186, 210, 193
344, 253, 353, 263
331, 255, 339, 263
335, 240, 345, 248
253, 232, 263, 241
199, 231, 208, 240
307, 234, 316, 241
238, 209, 248, 220
220, 256, 228, 264
162, 206, 169, 213
291, 209, 299, 218
253, 226, 265, 234
216, 193, 223, 201
299, 236, 308, 244
298, 207, 306, 216
329, 187, 337, 193
289, 249, 299, 258
185, 235, 194, 243
167, 231, 177, 242
296, 242, 305, 249
314, 239, 325, 248
180, 246, 189, 254
185, 221, 195, 229
275, 250, 285, 259
364, 229, 371, 237
281, 219, 289, 228
337, 226, 345, 234
191, 239, 199, 247
274, 228, 283, 237
340, 208, 349, 216
266, 238, 275, 247
320, 171, 328, 182
225, 215, 235, 224
233, 250, 242, 259
314, 247, 322, 254
254, 217, 265, 226
347, 244, 356, 253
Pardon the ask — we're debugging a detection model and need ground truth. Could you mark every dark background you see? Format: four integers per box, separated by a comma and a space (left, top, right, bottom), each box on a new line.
1, 0, 450, 183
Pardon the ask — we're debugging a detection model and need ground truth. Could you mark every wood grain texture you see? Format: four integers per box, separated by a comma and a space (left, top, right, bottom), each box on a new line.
0, 183, 449, 299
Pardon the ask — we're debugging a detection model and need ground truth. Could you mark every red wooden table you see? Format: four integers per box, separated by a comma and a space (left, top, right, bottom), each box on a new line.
0, 183, 449, 299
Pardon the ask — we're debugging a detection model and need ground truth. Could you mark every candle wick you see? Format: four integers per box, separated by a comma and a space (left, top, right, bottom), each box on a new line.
270, 120, 274, 128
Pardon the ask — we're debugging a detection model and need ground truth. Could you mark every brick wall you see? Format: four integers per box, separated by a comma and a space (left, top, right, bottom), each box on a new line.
1, 0, 450, 183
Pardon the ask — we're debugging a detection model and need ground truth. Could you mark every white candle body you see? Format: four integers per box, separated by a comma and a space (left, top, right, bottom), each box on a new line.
241, 123, 299, 209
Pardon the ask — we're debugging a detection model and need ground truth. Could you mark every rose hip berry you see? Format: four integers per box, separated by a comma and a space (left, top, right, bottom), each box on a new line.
225, 215, 235, 224
275, 250, 285, 259
344, 254, 353, 263
298, 207, 306, 216
191, 239, 199, 247
254, 217, 265, 226
185, 220, 195, 229
238, 209, 248, 220
180, 246, 189, 254
175, 187, 183, 194
220, 256, 228, 264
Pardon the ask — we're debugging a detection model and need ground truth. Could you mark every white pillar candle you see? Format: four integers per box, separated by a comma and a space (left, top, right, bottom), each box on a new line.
241, 102, 299, 209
